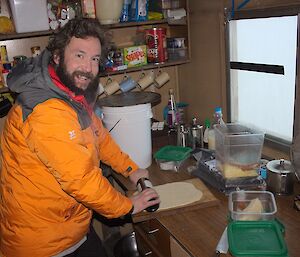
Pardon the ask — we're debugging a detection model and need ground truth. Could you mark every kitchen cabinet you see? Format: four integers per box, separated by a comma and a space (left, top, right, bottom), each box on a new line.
134, 219, 192, 257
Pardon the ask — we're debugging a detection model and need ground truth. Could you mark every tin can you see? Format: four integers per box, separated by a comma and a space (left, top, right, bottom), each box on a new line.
13, 55, 27, 67
31, 46, 41, 57
145, 28, 168, 64
0, 45, 9, 63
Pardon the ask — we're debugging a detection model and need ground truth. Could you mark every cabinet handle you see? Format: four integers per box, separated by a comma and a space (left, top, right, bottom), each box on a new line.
147, 228, 159, 234
144, 250, 153, 256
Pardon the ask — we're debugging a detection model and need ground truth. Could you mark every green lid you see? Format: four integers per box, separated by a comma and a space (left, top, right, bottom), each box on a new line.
228, 220, 288, 257
154, 145, 192, 161
204, 118, 210, 128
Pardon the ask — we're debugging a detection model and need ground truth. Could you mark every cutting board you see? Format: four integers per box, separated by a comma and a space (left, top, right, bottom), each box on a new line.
128, 178, 220, 223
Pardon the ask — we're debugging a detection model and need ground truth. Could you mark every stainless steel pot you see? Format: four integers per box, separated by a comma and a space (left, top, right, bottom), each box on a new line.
266, 159, 295, 195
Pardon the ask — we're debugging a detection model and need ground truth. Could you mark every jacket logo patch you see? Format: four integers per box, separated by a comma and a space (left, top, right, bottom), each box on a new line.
68, 130, 76, 140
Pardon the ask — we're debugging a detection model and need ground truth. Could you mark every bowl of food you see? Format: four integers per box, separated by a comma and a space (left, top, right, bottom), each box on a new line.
228, 190, 277, 221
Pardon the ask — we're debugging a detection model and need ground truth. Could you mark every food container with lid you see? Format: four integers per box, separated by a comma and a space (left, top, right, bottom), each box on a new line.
214, 123, 264, 179
227, 220, 288, 257
229, 190, 277, 221
266, 159, 295, 195
154, 145, 192, 172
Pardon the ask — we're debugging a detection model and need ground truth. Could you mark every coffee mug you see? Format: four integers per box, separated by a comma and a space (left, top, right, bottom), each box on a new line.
154, 71, 170, 88
97, 82, 105, 96
119, 75, 137, 93
104, 78, 120, 95
137, 71, 155, 90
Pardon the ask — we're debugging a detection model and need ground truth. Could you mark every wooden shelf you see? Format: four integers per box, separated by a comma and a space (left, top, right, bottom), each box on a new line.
0, 18, 188, 41
0, 30, 54, 41
103, 19, 169, 29
100, 58, 190, 77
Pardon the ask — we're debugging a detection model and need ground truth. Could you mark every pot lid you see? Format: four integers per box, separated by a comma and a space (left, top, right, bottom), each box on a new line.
266, 159, 294, 174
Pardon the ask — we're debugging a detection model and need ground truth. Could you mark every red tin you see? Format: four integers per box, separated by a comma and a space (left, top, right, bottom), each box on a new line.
145, 27, 168, 64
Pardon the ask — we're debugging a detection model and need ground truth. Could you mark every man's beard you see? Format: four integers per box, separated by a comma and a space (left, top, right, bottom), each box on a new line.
56, 58, 100, 105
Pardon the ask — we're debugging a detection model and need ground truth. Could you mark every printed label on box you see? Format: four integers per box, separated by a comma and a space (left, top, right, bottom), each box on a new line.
123, 45, 147, 67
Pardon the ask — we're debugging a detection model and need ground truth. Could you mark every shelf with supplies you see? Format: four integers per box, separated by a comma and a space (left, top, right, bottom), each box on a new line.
100, 58, 190, 77
0, 18, 187, 41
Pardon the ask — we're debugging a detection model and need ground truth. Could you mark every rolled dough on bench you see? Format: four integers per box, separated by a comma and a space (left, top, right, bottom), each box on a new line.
153, 181, 203, 211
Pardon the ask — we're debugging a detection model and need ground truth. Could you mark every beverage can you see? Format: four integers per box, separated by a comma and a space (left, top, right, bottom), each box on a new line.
0, 45, 9, 63
145, 28, 168, 64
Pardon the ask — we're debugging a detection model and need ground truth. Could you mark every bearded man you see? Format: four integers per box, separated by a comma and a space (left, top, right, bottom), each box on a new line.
0, 18, 159, 257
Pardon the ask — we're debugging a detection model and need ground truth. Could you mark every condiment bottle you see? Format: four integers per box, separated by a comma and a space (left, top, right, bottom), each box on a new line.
189, 117, 204, 149
203, 118, 210, 147
167, 88, 179, 129
136, 178, 159, 212
208, 107, 225, 150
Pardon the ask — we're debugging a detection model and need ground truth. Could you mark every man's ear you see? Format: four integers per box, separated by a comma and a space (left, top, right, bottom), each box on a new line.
53, 50, 60, 65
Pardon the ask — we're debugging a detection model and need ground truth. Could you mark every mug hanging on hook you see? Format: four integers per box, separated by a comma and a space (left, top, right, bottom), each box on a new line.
119, 73, 138, 93
104, 76, 120, 96
154, 69, 170, 88
137, 70, 155, 90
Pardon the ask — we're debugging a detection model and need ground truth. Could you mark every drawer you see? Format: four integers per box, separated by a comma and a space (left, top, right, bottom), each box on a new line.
135, 231, 160, 257
134, 219, 171, 257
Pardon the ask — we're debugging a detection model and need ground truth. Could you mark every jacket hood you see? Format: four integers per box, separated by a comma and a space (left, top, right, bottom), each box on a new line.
7, 49, 92, 129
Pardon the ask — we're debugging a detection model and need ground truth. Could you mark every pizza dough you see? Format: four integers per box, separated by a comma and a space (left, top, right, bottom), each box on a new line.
153, 181, 203, 211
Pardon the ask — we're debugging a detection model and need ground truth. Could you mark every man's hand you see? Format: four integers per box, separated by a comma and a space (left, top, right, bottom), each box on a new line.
129, 188, 160, 214
129, 168, 149, 186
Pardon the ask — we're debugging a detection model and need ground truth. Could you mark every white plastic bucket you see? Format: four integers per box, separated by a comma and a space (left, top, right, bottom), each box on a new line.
101, 103, 153, 168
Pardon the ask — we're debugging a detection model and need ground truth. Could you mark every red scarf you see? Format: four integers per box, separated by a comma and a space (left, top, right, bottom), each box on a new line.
48, 65, 93, 116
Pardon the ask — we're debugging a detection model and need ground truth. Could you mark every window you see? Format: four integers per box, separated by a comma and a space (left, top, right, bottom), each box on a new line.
228, 12, 298, 148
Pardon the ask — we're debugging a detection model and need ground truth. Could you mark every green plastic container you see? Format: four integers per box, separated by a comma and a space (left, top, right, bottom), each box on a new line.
154, 145, 192, 161
154, 145, 192, 171
228, 220, 288, 257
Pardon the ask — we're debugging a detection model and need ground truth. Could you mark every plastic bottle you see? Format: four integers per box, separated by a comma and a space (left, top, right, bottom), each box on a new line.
136, 178, 159, 212
167, 88, 179, 129
208, 107, 225, 150
203, 118, 210, 147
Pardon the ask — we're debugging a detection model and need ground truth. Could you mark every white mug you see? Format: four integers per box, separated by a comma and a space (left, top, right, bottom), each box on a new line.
104, 78, 120, 95
137, 71, 155, 90
154, 71, 170, 88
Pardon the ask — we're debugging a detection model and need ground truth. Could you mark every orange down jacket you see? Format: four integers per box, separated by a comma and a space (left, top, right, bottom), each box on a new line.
0, 51, 138, 257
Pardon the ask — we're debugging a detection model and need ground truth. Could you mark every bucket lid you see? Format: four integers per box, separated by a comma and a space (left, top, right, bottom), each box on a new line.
266, 159, 294, 174
97, 92, 161, 107
228, 220, 288, 257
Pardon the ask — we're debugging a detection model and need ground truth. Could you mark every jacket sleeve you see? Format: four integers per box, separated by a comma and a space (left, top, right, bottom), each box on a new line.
22, 100, 132, 218
92, 114, 139, 177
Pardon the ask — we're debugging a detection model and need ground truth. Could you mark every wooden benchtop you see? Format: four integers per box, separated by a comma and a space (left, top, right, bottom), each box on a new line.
112, 136, 300, 257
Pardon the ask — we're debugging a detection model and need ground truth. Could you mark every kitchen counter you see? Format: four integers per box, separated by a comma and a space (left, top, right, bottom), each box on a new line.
112, 136, 300, 257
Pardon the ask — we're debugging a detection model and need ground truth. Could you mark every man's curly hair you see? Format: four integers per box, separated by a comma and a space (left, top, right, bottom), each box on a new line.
47, 18, 105, 63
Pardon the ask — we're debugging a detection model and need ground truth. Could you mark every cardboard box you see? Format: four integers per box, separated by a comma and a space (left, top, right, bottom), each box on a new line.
123, 45, 147, 68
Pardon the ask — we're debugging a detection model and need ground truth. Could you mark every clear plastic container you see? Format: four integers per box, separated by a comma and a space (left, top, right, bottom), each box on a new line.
167, 47, 187, 61
214, 123, 264, 178
229, 190, 277, 221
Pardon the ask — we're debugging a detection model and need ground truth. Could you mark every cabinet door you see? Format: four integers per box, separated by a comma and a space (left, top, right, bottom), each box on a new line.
134, 219, 171, 257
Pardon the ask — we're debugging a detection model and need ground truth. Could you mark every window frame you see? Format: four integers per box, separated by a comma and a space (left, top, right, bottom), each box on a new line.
225, 6, 300, 154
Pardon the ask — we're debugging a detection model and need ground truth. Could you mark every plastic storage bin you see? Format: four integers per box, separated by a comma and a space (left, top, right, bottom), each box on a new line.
9, 0, 50, 33
167, 47, 187, 61
154, 145, 192, 172
229, 191, 277, 221
228, 220, 288, 257
214, 123, 264, 179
